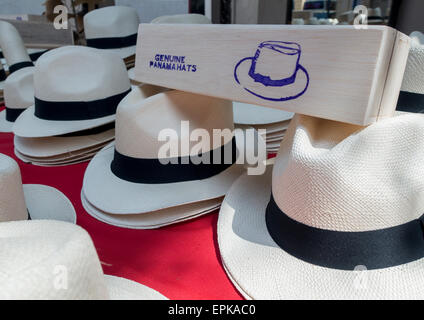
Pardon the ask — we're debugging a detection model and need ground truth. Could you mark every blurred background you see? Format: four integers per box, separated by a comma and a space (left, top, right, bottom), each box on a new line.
0, 1, 422, 41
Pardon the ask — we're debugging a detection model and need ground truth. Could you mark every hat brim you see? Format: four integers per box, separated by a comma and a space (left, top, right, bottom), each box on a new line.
218, 167, 424, 299
102, 46, 136, 60
81, 189, 221, 229
235, 57, 309, 102
14, 128, 114, 157
0, 110, 14, 133
83, 142, 245, 214
23, 184, 76, 223
13, 105, 115, 138
15, 148, 100, 166
233, 102, 293, 125
105, 275, 167, 300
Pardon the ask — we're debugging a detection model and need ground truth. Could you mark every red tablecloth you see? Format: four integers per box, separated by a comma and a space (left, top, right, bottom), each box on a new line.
0, 124, 244, 299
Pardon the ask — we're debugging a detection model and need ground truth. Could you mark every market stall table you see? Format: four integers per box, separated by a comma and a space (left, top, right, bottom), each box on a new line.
0, 105, 243, 299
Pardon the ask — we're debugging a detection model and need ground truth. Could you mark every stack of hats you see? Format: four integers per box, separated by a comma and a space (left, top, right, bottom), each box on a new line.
128, 13, 211, 87
218, 112, 424, 299
233, 102, 293, 153
84, 6, 140, 69
397, 31, 424, 113
0, 66, 34, 133
81, 89, 247, 229
12, 45, 131, 167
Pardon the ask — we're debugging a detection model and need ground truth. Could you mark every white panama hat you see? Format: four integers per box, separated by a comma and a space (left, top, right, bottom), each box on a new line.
0, 67, 34, 132
397, 31, 424, 113
0, 153, 76, 223
84, 6, 140, 59
83, 88, 246, 217
0, 219, 167, 300
232, 101, 293, 125
151, 13, 211, 24
13, 46, 131, 138
218, 113, 424, 299
0, 21, 34, 75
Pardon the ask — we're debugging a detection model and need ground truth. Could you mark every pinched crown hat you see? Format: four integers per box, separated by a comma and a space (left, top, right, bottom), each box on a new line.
13, 46, 130, 138
0, 67, 34, 132
0, 153, 76, 223
218, 113, 424, 299
0, 220, 168, 300
0, 21, 34, 75
83, 88, 246, 217
84, 6, 140, 59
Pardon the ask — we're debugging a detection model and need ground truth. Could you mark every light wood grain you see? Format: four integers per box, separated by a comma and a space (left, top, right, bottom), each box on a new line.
0, 19, 74, 49
135, 24, 410, 125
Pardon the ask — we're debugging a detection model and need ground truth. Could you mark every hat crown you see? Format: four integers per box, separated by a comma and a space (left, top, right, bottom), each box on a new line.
272, 114, 424, 232
400, 31, 424, 94
0, 220, 109, 299
151, 13, 211, 24
0, 154, 28, 222
33, 46, 130, 102
4, 67, 34, 109
115, 88, 234, 158
84, 6, 140, 39
0, 21, 31, 66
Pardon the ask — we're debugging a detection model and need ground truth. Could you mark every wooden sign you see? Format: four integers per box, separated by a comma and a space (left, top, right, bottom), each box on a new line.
0, 19, 73, 49
134, 25, 410, 125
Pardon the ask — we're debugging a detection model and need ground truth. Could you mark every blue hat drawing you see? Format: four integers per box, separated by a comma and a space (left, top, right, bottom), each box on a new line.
234, 41, 309, 102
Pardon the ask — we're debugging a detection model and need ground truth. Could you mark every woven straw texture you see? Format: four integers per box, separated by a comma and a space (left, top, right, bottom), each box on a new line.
218, 113, 424, 299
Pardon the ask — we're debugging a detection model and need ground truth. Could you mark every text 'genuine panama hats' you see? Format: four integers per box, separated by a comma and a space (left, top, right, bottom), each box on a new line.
218, 113, 424, 299
0, 220, 168, 300
13, 45, 130, 138
0, 66, 34, 132
84, 6, 140, 60
397, 31, 424, 113
0, 21, 34, 74
127, 13, 211, 85
82, 88, 246, 228
0, 153, 76, 223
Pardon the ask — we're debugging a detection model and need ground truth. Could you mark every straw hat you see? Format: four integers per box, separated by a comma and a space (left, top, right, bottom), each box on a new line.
397, 31, 424, 113
0, 67, 34, 132
0, 153, 76, 223
83, 88, 245, 217
0, 21, 33, 74
0, 219, 167, 300
218, 113, 424, 299
84, 6, 140, 59
151, 13, 211, 24
13, 46, 130, 138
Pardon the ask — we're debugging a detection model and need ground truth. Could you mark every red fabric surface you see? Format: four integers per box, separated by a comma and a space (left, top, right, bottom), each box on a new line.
0, 118, 244, 299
